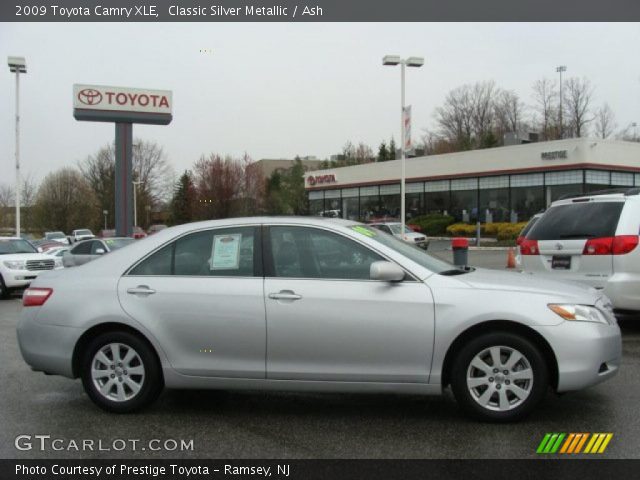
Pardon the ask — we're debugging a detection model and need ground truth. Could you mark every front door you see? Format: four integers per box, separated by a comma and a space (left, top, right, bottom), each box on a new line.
264, 225, 435, 383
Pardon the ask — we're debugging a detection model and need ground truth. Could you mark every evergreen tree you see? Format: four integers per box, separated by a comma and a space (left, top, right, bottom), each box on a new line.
169, 170, 196, 225
377, 141, 389, 162
389, 137, 397, 160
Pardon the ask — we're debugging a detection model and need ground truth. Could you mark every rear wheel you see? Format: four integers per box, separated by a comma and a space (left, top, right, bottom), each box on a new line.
450, 332, 548, 422
80, 331, 163, 413
0, 275, 8, 300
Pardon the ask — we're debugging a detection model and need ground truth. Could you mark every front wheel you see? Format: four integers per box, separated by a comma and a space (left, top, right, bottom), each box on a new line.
80, 331, 163, 413
450, 332, 548, 422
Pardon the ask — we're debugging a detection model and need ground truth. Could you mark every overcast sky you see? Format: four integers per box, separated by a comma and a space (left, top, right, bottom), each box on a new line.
1, 22, 639, 186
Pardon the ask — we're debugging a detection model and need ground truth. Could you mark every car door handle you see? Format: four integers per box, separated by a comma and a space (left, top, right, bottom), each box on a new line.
268, 291, 302, 301
127, 286, 156, 295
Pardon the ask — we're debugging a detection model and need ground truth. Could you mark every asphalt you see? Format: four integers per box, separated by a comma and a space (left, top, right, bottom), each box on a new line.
1, 246, 639, 459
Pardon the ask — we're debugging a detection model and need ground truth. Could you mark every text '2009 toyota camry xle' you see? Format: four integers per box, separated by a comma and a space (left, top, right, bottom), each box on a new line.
17, 217, 621, 421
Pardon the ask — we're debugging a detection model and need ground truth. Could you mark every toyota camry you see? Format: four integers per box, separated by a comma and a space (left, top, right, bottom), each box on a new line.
17, 217, 621, 421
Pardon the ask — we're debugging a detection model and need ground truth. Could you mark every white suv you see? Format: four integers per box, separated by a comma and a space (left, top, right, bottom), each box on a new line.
0, 237, 60, 299
521, 189, 640, 315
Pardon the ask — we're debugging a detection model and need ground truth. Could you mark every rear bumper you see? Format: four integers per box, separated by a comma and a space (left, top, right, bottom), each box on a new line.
16, 307, 79, 378
533, 320, 621, 392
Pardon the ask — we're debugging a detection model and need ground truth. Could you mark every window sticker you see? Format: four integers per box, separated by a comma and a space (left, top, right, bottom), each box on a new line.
350, 225, 377, 237
210, 233, 242, 270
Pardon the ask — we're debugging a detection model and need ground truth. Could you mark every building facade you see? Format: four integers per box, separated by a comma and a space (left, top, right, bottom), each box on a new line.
304, 139, 640, 223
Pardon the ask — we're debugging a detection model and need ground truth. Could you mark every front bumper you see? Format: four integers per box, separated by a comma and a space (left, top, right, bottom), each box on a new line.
2, 269, 40, 289
16, 307, 80, 378
533, 320, 621, 392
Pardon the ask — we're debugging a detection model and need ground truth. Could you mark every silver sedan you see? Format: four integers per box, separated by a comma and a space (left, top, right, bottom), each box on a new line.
17, 217, 621, 421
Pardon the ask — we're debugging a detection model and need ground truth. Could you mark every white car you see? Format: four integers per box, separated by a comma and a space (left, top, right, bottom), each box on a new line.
369, 222, 429, 248
44, 231, 70, 245
0, 237, 59, 298
521, 188, 640, 316
71, 229, 95, 243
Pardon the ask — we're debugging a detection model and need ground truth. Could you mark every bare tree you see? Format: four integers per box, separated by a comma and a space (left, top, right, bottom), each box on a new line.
193, 154, 244, 220
0, 184, 14, 229
355, 142, 375, 164
79, 144, 116, 229
594, 103, 616, 139
33, 168, 98, 232
20, 174, 38, 231
470, 81, 498, 146
531, 78, 558, 140
435, 84, 474, 149
564, 77, 594, 138
494, 89, 526, 137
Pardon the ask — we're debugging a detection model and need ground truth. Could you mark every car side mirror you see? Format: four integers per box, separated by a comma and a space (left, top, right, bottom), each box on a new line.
95, 248, 105, 255
370, 261, 405, 282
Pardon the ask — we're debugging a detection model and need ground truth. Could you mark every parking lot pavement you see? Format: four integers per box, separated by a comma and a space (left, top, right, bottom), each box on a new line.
1, 298, 639, 460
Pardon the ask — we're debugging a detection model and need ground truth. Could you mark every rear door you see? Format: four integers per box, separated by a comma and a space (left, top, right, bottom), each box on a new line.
118, 225, 266, 378
522, 199, 625, 288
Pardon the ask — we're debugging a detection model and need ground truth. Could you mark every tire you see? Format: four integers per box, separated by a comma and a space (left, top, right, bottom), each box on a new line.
450, 331, 548, 422
80, 331, 163, 413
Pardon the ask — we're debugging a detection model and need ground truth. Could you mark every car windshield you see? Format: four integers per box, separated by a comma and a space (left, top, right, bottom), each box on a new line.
0, 239, 38, 255
349, 225, 452, 274
104, 238, 136, 251
47, 232, 65, 239
387, 224, 414, 234
76, 230, 92, 235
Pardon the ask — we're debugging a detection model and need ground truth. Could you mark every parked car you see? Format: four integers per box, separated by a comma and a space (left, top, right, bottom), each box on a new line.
62, 237, 135, 268
99, 229, 116, 238
18, 217, 620, 421
369, 222, 429, 249
70, 229, 95, 243
147, 224, 168, 235
0, 237, 58, 298
521, 188, 640, 316
515, 213, 543, 267
44, 231, 70, 245
132, 227, 147, 240
31, 239, 64, 253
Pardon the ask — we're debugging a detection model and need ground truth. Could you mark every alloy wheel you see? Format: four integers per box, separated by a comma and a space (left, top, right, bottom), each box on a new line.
91, 343, 146, 402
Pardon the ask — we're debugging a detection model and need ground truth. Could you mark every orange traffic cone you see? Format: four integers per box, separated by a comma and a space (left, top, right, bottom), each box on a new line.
506, 247, 516, 269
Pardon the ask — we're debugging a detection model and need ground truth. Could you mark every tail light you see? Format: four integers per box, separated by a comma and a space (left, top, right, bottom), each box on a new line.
23, 288, 53, 307
520, 239, 539, 255
516, 236, 525, 246
583, 236, 639, 255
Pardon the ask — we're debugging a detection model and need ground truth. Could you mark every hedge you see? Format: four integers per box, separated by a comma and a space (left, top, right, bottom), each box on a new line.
409, 214, 455, 236
445, 222, 528, 240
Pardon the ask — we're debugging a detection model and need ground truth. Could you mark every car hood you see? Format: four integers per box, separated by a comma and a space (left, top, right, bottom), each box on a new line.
455, 267, 599, 302
0, 253, 53, 262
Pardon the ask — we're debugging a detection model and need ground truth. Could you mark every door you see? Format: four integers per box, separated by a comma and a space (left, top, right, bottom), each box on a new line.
264, 225, 435, 383
118, 226, 266, 378
66, 240, 93, 267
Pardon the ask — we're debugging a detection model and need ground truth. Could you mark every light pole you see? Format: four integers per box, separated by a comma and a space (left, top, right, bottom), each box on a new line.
132, 181, 143, 228
103, 210, 108, 230
556, 65, 567, 139
383, 55, 424, 237
8, 56, 26, 238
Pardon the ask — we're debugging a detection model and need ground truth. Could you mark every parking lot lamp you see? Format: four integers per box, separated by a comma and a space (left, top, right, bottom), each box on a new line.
383, 55, 424, 237
132, 181, 143, 228
556, 65, 567, 138
7, 56, 26, 237
103, 210, 108, 230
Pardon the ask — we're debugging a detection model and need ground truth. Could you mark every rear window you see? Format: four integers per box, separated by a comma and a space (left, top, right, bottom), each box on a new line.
520, 216, 540, 238
528, 201, 624, 240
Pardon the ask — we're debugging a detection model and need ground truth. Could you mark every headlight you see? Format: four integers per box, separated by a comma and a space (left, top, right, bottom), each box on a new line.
54, 258, 63, 269
548, 304, 613, 325
3, 260, 26, 270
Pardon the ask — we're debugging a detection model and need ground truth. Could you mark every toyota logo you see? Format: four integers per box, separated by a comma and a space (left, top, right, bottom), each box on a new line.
555, 242, 564, 251
77, 88, 103, 106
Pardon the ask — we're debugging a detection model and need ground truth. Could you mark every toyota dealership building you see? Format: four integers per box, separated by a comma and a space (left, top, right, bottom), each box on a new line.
305, 138, 640, 223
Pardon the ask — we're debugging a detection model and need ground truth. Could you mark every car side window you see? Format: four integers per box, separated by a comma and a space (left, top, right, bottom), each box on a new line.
71, 241, 92, 255
269, 226, 383, 280
129, 226, 257, 277
90, 241, 105, 254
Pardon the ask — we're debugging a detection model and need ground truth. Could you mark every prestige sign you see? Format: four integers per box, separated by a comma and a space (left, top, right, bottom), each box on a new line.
73, 84, 172, 125
541, 150, 568, 160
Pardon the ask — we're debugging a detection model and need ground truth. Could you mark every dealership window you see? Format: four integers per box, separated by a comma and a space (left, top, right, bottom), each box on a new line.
406, 182, 424, 219
611, 171, 634, 187
450, 178, 478, 223
424, 180, 450, 215
341, 188, 359, 220
584, 170, 610, 193
509, 173, 544, 222
269, 226, 383, 280
636, 174, 640, 187
308, 190, 324, 216
545, 170, 583, 205
323, 189, 341, 216
359, 186, 380, 221
379, 184, 401, 219
479, 176, 509, 223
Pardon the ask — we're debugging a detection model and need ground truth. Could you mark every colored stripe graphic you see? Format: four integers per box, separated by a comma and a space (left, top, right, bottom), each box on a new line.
537, 433, 613, 454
